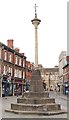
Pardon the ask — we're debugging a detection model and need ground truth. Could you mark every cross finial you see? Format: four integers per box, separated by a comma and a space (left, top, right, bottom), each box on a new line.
34, 4, 38, 17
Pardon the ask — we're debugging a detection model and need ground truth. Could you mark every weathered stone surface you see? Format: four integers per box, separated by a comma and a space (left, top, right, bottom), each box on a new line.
11, 103, 61, 111
11, 103, 45, 111
5, 69, 66, 115
17, 98, 55, 104
29, 70, 44, 92
23, 92, 49, 98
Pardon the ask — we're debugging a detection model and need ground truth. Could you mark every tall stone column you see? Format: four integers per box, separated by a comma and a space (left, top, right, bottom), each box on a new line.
31, 4, 41, 68
35, 26, 38, 67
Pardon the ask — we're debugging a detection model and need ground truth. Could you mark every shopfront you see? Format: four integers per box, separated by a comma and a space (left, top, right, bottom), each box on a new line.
14, 79, 22, 96
2, 75, 13, 97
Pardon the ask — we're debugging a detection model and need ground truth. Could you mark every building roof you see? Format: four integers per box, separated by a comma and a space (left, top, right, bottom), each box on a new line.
44, 68, 59, 73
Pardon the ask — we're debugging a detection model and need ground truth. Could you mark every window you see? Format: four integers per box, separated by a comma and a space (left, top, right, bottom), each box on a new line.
55, 72, 58, 80
19, 70, 22, 78
9, 54, 12, 62
14, 69, 19, 77
50, 75, 52, 80
55, 75, 58, 80
23, 60, 25, 67
19, 58, 21, 66
15, 56, 18, 64
3, 66, 6, 75
14, 69, 17, 77
23, 71, 25, 79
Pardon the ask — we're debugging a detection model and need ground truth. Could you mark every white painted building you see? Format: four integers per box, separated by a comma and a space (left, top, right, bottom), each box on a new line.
58, 51, 67, 93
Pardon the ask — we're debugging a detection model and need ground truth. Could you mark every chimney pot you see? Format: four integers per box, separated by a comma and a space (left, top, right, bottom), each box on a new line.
15, 48, 20, 53
7, 39, 14, 48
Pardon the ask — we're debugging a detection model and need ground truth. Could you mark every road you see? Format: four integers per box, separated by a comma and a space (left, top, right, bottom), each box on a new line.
0, 91, 67, 119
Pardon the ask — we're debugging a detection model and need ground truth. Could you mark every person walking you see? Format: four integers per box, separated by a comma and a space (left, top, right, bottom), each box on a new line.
16, 89, 18, 97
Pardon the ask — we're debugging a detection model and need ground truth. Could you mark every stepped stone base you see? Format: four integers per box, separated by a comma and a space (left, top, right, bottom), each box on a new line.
5, 69, 67, 115
5, 109, 67, 115
11, 103, 61, 111
17, 97, 55, 104
23, 92, 49, 98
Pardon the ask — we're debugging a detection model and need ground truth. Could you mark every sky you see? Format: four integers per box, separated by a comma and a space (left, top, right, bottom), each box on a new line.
0, 0, 67, 68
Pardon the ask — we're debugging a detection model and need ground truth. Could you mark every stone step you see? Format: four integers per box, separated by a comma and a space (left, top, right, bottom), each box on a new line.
5, 109, 67, 115
17, 97, 55, 104
11, 103, 61, 111
23, 91, 49, 98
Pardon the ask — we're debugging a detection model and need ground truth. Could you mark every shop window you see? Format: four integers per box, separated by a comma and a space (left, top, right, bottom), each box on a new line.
55, 72, 58, 80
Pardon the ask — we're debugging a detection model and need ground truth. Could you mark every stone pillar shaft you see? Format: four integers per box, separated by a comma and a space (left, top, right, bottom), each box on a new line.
35, 27, 38, 67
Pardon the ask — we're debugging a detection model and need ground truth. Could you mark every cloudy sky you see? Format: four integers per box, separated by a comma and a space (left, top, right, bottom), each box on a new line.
0, 0, 67, 68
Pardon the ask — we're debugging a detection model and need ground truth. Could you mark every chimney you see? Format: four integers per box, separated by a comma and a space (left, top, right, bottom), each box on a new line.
15, 48, 20, 53
7, 39, 14, 48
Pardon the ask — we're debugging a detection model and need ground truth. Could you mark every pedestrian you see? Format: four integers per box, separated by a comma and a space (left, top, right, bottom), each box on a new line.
16, 89, 18, 97
26, 80, 30, 92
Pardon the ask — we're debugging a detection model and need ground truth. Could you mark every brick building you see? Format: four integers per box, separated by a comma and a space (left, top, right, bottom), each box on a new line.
58, 51, 67, 94
41, 66, 59, 91
26, 61, 32, 80
63, 56, 69, 95
0, 39, 32, 97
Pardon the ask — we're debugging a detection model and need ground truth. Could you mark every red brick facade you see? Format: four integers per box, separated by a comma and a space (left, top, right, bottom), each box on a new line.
0, 40, 33, 96
26, 61, 32, 80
